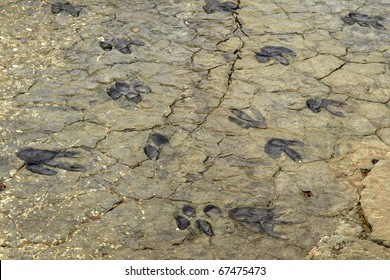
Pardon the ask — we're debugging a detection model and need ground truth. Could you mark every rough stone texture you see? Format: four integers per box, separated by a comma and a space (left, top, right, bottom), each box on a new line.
307, 235, 390, 260
0, 0, 389, 259
361, 154, 390, 246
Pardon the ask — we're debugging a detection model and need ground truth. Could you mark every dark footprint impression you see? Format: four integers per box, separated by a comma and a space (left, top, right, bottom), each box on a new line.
196, 220, 214, 236
265, 139, 304, 163
306, 98, 346, 117
255, 46, 296, 66
228, 108, 267, 129
99, 38, 145, 54
51, 2, 82, 17
342, 12, 385, 30
16, 148, 86, 175
203, 0, 238, 14
143, 133, 170, 160
229, 207, 291, 238
176, 204, 217, 237
107, 79, 151, 104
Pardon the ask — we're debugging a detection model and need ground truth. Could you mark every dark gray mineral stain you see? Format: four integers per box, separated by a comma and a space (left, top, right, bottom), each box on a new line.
51, 2, 81, 17
228, 108, 267, 129
143, 145, 159, 160
16, 148, 86, 175
229, 207, 289, 238
203, 0, 238, 14
203, 204, 222, 219
150, 133, 170, 147
176, 215, 190, 230
342, 12, 385, 30
306, 98, 346, 116
255, 46, 296, 66
196, 219, 214, 236
264, 139, 304, 163
182, 205, 197, 218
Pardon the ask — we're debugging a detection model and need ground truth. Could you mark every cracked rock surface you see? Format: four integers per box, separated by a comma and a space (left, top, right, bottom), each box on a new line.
0, 0, 389, 259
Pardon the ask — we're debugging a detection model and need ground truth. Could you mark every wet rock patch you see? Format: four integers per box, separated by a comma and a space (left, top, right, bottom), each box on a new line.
16, 148, 86, 175
255, 46, 296, 66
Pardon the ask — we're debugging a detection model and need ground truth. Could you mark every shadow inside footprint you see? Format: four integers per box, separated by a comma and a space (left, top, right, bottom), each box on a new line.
229, 207, 291, 238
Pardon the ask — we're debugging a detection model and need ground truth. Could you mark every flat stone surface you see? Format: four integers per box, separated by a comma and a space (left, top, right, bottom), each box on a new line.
0, 0, 389, 259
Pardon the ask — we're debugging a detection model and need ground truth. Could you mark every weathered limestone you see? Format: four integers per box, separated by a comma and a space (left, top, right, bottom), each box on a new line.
361, 156, 390, 246
0, 0, 389, 260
